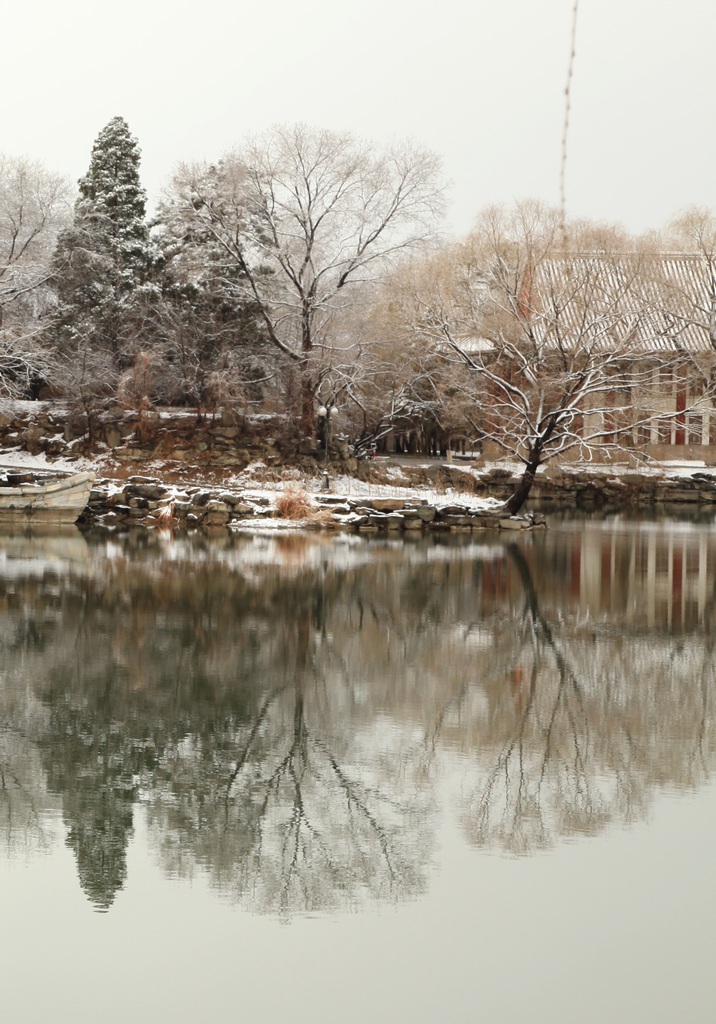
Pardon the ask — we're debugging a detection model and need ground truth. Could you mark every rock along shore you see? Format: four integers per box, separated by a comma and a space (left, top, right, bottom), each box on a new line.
82, 478, 544, 534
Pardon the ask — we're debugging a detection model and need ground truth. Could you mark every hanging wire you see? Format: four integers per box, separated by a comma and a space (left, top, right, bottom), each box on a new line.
559, 0, 580, 249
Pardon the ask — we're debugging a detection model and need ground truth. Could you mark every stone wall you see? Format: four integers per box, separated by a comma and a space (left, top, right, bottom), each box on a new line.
500, 467, 716, 509
362, 461, 716, 509
0, 405, 358, 476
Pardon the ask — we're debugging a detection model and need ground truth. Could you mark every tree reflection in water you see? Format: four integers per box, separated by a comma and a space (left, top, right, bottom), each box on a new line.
0, 523, 714, 909
147, 575, 432, 915
433, 533, 716, 854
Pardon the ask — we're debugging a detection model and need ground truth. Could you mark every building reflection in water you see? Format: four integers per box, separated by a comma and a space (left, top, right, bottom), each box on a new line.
473, 518, 716, 633
577, 522, 713, 630
0, 522, 713, 911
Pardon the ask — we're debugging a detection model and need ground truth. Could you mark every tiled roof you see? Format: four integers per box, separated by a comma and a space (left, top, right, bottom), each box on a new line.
530, 254, 716, 354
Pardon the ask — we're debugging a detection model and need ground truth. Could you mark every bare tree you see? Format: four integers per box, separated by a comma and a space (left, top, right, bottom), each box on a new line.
658, 209, 716, 433
161, 125, 445, 434
0, 156, 72, 395
664, 207, 716, 349
53, 341, 118, 447
385, 202, 716, 513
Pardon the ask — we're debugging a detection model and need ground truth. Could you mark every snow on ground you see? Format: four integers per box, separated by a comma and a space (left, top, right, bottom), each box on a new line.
1, 443, 713, 517
222, 460, 506, 511
0, 449, 103, 475
0, 448, 503, 537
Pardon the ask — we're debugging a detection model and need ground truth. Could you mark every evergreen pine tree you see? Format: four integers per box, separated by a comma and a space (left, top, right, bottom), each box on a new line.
75, 116, 154, 291
51, 117, 159, 367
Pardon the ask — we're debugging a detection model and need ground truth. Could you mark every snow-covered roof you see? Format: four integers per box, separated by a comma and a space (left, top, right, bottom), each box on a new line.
529, 253, 716, 355
453, 335, 494, 354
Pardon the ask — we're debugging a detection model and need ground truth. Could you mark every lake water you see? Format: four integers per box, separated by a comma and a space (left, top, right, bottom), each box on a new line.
0, 518, 715, 1023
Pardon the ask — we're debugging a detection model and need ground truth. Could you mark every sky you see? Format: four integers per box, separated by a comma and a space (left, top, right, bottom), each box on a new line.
5, 0, 714, 237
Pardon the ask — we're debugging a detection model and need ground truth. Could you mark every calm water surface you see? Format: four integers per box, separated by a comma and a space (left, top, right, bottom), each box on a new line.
0, 519, 715, 1023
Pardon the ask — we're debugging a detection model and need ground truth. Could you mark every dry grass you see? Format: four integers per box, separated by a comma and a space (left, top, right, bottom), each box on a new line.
275, 486, 315, 519
155, 500, 175, 523
275, 486, 337, 524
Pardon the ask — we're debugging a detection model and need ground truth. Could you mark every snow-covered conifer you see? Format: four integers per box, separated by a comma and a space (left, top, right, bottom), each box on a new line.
51, 117, 160, 369
75, 116, 155, 289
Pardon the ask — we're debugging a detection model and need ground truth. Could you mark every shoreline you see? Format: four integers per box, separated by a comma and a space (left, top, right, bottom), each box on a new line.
79, 475, 546, 534
3, 438, 716, 535
3, 402, 716, 531
77, 459, 716, 535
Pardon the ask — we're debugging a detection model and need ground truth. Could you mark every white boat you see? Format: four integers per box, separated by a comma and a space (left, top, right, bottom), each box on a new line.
0, 469, 95, 524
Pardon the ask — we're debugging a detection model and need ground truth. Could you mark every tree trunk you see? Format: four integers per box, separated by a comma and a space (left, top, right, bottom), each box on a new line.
299, 309, 315, 437
300, 378, 315, 438
503, 454, 541, 515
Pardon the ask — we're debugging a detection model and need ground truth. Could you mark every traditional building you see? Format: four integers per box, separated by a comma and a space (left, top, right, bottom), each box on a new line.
456, 252, 716, 464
